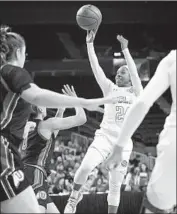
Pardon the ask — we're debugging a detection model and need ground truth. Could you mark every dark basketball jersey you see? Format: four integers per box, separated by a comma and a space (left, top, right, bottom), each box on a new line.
0, 65, 34, 202
21, 119, 55, 173
0, 64, 33, 146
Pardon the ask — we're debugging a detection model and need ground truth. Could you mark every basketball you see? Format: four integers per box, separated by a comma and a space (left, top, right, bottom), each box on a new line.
76, 5, 102, 31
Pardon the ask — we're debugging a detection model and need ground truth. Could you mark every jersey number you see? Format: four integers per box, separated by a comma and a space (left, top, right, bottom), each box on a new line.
12, 170, 25, 188
115, 106, 129, 122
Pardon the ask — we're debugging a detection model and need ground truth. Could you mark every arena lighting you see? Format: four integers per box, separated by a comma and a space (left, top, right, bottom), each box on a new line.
113, 52, 121, 57
113, 58, 126, 67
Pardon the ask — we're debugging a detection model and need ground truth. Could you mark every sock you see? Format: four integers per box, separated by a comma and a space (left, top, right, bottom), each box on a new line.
70, 183, 82, 199
70, 190, 80, 199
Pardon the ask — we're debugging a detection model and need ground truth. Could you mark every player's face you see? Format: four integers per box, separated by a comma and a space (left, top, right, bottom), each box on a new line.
141, 164, 147, 171
115, 66, 131, 87
16, 46, 26, 68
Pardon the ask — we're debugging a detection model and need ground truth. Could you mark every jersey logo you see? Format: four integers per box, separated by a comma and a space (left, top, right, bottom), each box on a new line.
36, 191, 47, 200
121, 160, 128, 168
12, 170, 25, 188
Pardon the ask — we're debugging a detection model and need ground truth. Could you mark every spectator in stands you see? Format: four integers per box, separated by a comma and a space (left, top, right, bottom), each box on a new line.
124, 167, 141, 192
57, 156, 63, 164
68, 140, 75, 148
66, 166, 74, 178
81, 177, 94, 193
139, 163, 149, 191
130, 154, 141, 167
94, 177, 108, 193
56, 164, 65, 180
65, 179, 73, 192
73, 162, 81, 174
57, 178, 65, 193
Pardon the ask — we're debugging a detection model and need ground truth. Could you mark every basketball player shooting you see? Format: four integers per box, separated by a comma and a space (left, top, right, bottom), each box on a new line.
106, 50, 176, 214
64, 28, 143, 213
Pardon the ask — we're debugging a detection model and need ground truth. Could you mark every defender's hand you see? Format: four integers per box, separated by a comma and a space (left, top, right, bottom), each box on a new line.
62, 85, 77, 97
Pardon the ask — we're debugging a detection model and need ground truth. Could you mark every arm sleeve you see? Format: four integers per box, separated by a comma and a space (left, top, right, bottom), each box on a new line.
6, 67, 33, 94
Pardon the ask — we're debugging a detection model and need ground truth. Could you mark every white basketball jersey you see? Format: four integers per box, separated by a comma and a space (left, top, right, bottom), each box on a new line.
96, 81, 136, 144
164, 50, 176, 129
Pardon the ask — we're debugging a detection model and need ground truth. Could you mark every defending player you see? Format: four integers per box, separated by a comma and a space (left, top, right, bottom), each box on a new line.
106, 50, 176, 213
21, 85, 87, 213
0, 25, 118, 213
64, 31, 143, 214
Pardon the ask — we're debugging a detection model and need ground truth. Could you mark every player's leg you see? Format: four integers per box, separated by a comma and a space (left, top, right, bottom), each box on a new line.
64, 136, 112, 214
64, 147, 104, 214
24, 164, 50, 213
107, 141, 132, 214
107, 168, 124, 214
0, 136, 41, 213
32, 167, 49, 213
140, 128, 176, 213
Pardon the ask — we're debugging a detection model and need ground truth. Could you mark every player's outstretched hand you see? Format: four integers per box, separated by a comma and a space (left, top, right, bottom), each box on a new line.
105, 145, 123, 170
86, 28, 98, 43
86, 94, 120, 111
117, 35, 128, 51
62, 85, 77, 97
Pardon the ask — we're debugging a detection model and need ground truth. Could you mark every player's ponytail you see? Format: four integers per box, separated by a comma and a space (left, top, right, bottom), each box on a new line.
0, 25, 25, 66
0, 26, 10, 65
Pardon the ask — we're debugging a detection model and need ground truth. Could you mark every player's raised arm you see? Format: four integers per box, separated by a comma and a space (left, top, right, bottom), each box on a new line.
117, 35, 143, 96
86, 29, 112, 96
41, 85, 87, 133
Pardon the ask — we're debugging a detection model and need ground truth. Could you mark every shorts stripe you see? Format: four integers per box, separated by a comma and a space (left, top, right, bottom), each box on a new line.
1, 92, 20, 129
0, 136, 16, 199
37, 138, 52, 167
32, 168, 44, 190
0, 136, 15, 177
0, 177, 16, 199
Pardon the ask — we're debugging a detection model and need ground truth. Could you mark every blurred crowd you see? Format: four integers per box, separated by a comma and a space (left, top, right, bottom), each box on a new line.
47, 133, 155, 195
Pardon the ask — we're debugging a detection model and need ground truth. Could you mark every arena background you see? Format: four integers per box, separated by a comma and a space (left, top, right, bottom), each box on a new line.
0, 1, 177, 213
